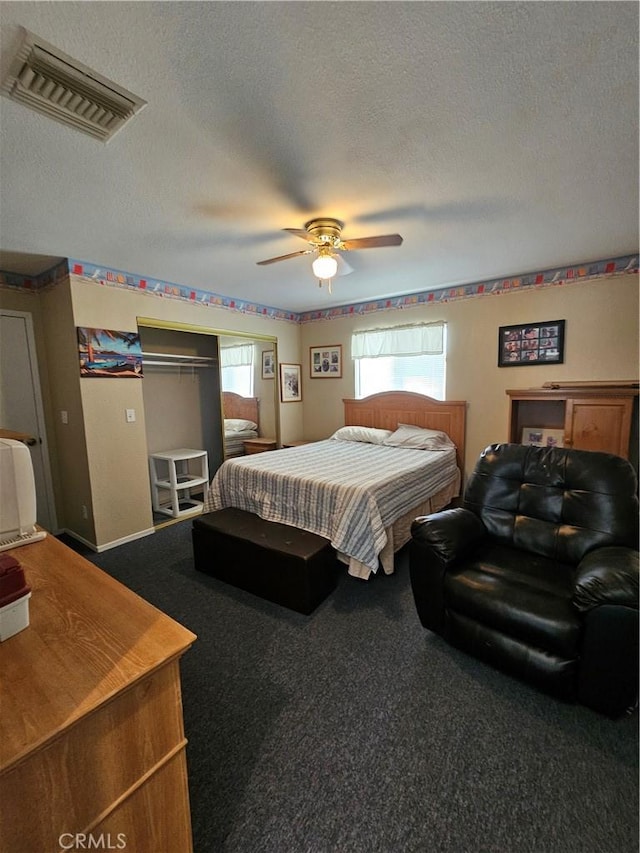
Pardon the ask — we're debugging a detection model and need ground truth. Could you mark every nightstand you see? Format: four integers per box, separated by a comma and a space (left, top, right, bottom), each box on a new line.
243, 438, 277, 454
282, 440, 312, 448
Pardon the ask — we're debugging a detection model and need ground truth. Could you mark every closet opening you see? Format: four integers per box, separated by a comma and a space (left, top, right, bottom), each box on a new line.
137, 317, 279, 528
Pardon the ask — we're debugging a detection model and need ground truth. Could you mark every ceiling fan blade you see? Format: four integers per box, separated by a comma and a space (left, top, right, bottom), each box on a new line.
256, 249, 312, 266
341, 234, 403, 250
283, 228, 313, 242
336, 254, 354, 277
355, 205, 428, 225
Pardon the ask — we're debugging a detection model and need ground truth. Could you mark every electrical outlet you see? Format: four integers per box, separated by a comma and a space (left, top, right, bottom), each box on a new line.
81, 505, 88, 519
125, 408, 136, 423
61, 410, 68, 424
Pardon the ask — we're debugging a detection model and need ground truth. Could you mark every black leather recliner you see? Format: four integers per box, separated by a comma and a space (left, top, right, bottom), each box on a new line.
410, 443, 639, 716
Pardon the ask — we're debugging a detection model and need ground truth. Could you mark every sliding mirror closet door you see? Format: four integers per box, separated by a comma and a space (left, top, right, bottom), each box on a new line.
219, 335, 278, 458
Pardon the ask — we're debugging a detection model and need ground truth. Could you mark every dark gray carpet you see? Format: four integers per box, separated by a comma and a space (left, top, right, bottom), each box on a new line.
70, 522, 638, 853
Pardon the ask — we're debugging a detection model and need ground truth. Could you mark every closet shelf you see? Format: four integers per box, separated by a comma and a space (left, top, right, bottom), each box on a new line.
141, 351, 216, 369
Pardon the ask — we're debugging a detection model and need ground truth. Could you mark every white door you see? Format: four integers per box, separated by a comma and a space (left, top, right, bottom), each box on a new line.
0, 310, 57, 532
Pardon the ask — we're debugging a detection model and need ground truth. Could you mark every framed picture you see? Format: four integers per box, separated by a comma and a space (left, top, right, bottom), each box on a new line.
498, 320, 565, 367
262, 350, 275, 379
310, 345, 342, 378
280, 363, 302, 402
521, 427, 565, 449
77, 327, 143, 378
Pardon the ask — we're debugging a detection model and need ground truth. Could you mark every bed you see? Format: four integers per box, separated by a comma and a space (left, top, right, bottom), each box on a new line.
222, 392, 260, 458
205, 392, 466, 579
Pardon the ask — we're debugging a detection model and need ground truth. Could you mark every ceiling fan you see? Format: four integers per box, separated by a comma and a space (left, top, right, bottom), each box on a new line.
256, 218, 403, 291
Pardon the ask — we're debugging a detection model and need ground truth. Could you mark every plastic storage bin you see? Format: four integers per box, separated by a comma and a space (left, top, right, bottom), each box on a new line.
149, 448, 209, 518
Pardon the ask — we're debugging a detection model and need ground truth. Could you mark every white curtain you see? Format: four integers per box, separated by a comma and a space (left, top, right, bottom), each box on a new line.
220, 344, 254, 367
351, 322, 444, 358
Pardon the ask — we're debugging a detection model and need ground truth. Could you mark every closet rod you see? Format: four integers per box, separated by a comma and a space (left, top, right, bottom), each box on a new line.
141, 351, 216, 368
143, 360, 212, 368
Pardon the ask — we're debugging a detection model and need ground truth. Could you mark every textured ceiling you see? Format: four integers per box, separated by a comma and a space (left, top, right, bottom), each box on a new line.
0, 2, 637, 313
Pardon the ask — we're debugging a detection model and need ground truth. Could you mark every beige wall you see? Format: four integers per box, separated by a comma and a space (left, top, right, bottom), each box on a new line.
40, 280, 93, 539
1, 277, 303, 547
300, 275, 639, 481
2, 271, 637, 547
69, 278, 302, 546
69, 279, 303, 440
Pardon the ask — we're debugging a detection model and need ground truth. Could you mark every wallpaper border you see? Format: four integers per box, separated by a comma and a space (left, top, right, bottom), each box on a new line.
1, 254, 637, 324
297, 255, 639, 323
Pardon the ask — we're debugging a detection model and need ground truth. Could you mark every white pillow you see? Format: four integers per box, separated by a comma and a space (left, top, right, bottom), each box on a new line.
224, 418, 258, 432
382, 423, 455, 451
330, 426, 393, 445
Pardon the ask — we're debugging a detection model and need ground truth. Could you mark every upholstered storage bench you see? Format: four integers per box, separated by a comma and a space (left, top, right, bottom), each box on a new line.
192, 508, 340, 614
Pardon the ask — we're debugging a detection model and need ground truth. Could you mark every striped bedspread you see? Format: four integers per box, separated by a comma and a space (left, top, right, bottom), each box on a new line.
204, 440, 458, 572
224, 429, 258, 458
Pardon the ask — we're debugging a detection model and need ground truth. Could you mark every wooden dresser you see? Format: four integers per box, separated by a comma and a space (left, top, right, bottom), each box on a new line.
0, 533, 196, 853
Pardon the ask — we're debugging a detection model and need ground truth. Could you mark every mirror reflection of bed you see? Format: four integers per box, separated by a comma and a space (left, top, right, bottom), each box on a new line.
222, 392, 261, 458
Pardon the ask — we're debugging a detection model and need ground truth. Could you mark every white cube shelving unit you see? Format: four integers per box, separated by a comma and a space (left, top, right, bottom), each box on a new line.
149, 448, 209, 519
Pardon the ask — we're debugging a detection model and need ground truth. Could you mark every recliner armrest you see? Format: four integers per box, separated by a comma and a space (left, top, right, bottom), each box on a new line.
573, 547, 639, 613
411, 507, 486, 568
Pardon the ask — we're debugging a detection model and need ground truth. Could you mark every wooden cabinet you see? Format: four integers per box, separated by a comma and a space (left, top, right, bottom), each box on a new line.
0, 533, 196, 852
507, 382, 638, 459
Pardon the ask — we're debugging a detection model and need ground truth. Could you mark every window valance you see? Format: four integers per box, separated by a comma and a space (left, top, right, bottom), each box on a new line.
220, 344, 253, 367
351, 322, 444, 359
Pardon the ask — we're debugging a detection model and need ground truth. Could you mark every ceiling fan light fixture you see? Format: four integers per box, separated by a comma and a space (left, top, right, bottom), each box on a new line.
257, 217, 403, 297
311, 252, 338, 280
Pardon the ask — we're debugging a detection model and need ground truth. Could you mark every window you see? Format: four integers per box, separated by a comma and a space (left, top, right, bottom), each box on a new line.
220, 344, 254, 397
352, 322, 446, 400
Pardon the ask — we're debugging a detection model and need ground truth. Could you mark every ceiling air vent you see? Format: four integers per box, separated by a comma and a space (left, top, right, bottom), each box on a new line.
2, 29, 147, 141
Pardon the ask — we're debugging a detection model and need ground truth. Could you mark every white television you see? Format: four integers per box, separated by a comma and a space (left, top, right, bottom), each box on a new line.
0, 438, 46, 548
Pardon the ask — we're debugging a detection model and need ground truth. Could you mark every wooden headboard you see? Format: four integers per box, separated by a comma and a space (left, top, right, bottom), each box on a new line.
222, 392, 260, 428
343, 391, 466, 472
